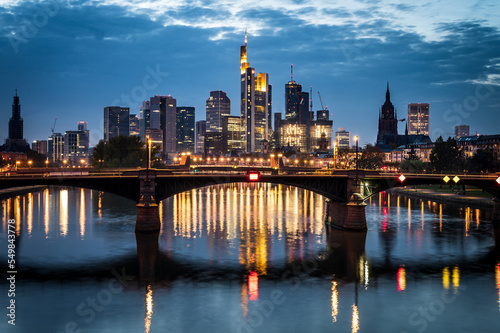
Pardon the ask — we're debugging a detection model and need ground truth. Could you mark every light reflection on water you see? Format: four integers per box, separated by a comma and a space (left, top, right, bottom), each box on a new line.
0, 185, 499, 332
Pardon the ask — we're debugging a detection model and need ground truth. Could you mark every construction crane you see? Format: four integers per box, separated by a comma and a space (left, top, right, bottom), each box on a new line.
317, 91, 327, 110
51, 117, 57, 135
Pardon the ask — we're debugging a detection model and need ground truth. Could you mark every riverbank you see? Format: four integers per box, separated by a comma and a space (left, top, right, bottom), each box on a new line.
0, 185, 48, 200
389, 187, 494, 208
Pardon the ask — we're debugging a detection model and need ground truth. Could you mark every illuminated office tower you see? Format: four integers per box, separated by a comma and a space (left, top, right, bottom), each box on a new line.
224, 115, 244, 152
176, 106, 195, 153
129, 114, 140, 137
240, 29, 272, 153
335, 127, 350, 149
206, 91, 230, 133
195, 120, 206, 154
104, 106, 130, 142
285, 65, 309, 124
407, 103, 430, 135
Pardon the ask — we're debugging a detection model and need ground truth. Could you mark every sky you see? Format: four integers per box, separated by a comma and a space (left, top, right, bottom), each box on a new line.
0, 0, 499, 147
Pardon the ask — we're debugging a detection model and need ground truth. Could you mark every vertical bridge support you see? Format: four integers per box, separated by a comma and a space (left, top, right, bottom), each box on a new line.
136, 170, 161, 232
493, 197, 500, 223
325, 172, 367, 231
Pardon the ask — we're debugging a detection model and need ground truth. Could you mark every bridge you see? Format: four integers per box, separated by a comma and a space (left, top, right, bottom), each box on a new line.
1, 168, 499, 231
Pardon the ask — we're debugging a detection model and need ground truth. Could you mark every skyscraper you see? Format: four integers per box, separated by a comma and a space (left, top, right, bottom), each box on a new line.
104, 106, 130, 141
376, 83, 398, 146
206, 91, 230, 133
129, 114, 140, 137
176, 106, 195, 153
240, 30, 271, 153
162, 95, 177, 154
285, 66, 309, 123
195, 120, 206, 154
408, 103, 430, 136
335, 127, 350, 149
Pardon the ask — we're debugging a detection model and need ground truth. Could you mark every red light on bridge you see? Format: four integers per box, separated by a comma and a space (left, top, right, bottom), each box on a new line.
247, 171, 260, 182
398, 174, 406, 182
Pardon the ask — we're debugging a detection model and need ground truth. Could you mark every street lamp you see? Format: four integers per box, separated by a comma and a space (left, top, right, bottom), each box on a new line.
333, 141, 337, 169
148, 138, 152, 169
45, 159, 49, 167
354, 135, 359, 186
28, 160, 32, 168
63, 160, 67, 168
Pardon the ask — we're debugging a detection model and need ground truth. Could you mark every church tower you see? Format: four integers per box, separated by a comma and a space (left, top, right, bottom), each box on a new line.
376, 83, 398, 146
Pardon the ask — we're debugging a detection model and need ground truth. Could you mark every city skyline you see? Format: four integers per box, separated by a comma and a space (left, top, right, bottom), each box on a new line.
1, 0, 499, 146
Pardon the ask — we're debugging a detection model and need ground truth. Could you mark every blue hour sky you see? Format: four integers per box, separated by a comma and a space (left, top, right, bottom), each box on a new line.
0, 0, 499, 147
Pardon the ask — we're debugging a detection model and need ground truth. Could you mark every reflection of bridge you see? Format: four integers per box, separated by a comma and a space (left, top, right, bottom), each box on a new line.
1, 168, 499, 231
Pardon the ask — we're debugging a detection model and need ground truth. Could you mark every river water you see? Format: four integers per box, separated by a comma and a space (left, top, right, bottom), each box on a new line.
1, 184, 500, 332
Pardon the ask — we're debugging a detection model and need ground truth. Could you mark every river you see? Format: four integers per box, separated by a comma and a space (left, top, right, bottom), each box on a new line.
1, 184, 499, 332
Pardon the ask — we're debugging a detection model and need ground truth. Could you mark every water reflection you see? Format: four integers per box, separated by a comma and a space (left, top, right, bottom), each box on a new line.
144, 284, 154, 333
165, 183, 326, 271
2, 186, 500, 332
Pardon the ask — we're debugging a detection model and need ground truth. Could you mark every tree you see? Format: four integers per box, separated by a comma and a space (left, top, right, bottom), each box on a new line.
337, 147, 353, 168
429, 136, 465, 172
467, 149, 500, 173
90, 135, 149, 168
359, 144, 385, 170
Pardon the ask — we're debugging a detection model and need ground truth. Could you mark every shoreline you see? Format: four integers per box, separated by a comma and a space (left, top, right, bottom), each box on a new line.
389, 187, 494, 209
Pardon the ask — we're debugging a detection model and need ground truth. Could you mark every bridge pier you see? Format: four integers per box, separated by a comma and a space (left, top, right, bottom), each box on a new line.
493, 198, 500, 223
325, 194, 367, 231
136, 170, 161, 233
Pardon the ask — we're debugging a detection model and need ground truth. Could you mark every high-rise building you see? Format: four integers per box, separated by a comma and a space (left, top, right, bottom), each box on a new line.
176, 106, 195, 153
376, 83, 398, 146
162, 95, 177, 154
335, 127, 350, 149
195, 120, 206, 154
48, 132, 64, 163
1, 89, 29, 153
407, 103, 430, 136
129, 114, 140, 137
279, 122, 307, 151
140, 95, 177, 154
455, 125, 470, 139
240, 30, 271, 153
104, 106, 130, 142
139, 100, 151, 141
274, 112, 282, 147
224, 116, 244, 152
310, 118, 333, 152
206, 91, 230, 133
285, 66, 309, 124
32, 140, 48, 156
64, 130, 89, 165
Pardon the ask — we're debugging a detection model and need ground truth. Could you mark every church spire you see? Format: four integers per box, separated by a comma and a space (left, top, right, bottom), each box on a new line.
386, 81, 390, 102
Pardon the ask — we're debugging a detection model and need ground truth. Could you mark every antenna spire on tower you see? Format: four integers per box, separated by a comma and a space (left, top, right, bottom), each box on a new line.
245, 27, 247, 46
291, 64, 293, 81
15, 88, 18, 97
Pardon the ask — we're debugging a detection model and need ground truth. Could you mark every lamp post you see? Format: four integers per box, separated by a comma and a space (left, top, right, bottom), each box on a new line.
333, 141, 337, 169
354, 136, 359, 187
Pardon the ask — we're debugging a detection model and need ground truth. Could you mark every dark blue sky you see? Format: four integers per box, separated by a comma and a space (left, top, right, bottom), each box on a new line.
1, 0, 499, 146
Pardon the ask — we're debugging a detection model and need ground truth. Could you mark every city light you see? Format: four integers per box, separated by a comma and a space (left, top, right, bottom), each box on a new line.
453, 176, 460, 183
443, 175, 450, 183
247, 171, 260, 181
496, 177, 500, 185
398, 174, 406, 182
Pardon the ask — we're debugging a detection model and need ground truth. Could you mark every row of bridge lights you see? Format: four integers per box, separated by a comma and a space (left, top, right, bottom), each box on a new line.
399, 174, 500, 185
